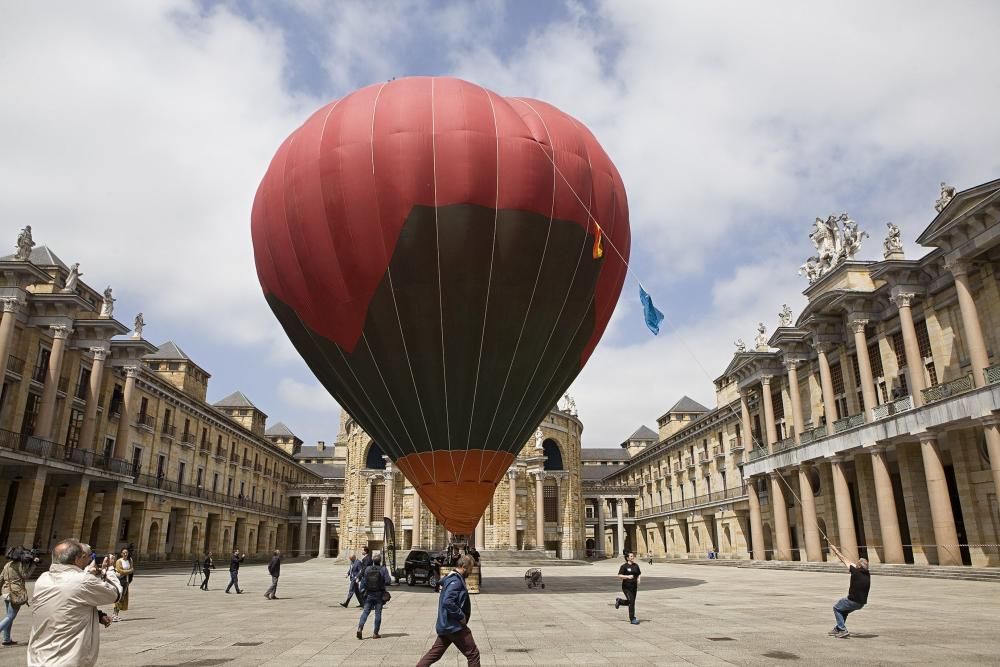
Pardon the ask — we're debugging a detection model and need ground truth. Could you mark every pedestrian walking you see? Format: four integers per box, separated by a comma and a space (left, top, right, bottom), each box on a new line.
0, 547, 40, 646
416, 554, 480, 666
828, 545, 870, 639
225, 550, 245, 594
265, 550, 282, 600
646, 551, 653, 565
339, 554, 363, 608
356, 553, 391, 640
200, 553, 214, 591
27, 539, 121, 667
359, 545, 372, 570
615, 551, 641, 625
111, 548, 134, 622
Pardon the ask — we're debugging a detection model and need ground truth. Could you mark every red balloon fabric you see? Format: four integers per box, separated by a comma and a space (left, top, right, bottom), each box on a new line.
252, 76, 629, 534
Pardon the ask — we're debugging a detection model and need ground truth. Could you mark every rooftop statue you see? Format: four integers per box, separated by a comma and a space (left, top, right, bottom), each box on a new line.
133, 312, 145, 339
63, 262, 82, 292
754, 322, 768, 350
778, 304, 793, 328
799, 213, 867, 284
100, 286, 115, 319
883, 222, 903, 259
734, 338, 747, 353
15, 226, 35, 261
934, 182, 956, 213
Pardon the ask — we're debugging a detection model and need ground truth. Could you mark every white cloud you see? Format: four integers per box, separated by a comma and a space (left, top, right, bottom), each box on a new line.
277, 377, 340, 413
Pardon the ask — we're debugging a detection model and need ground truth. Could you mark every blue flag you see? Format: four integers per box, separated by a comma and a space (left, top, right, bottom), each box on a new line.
639, 285, 664, 335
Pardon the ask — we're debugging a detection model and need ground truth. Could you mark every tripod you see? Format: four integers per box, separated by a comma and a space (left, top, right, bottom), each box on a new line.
186, 560, 203, 587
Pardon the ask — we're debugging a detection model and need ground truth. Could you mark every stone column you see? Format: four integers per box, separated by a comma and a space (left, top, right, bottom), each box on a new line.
113, 365, 140, 459
596, 498, 606, 557
8, 467, 48, 548
830, 457, 859, 561
892, 292, 926, 405
747, 478, 765, 559
981, 418, 1000, 507
850, 319, 878, 421
95, 484, 124, 554
870, 445, 904, 564
412, 491, 422, 548
786, 360, 804, 444
318, 496, 329, 558
78, 347, 108, 452
948, 259, 990, 388
739, 389, 754, 452
35, 325, 71, 440
816, 343, 839, 425
534, 471, 545, 550
0, 297, 23, 381
53, 477, 91, 541
760, 375, 778, 451
507, 468, 517, 549
383, 465, 395, 522
769, 472, 792, 560
299, 495, 309, 556
918, 433, 961, 566
797, 464, 823, 562
475, 517, 485, 549
615, 496, 625, 557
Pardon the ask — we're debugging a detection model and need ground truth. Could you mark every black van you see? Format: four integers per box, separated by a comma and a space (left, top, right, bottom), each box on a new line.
401, 549, 442, 589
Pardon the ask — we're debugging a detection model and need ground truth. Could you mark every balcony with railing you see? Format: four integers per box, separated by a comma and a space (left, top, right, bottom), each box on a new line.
833, 413, 865, 433
697, 452, 711, 466
872, 395, 914, 421
986, 364, 1000, 386
6, 355, 25, 376
728, 438, 742, 453
229, 453, 239, 466
160, 423, 177, 439
254, 462, 263, 474
774, 437, 796, 453
634, 485, 748, 519
0, 427, 133, 477
799, 425, 827, 444
130, 472, 283, 515
179, 431, 196, 448
713, 446, 726, 459
31, 363, 47, 383
135, 413, 155, 431
241, 457, 252, 470
921, 373, 974, 405
686, 458, 695, 470
748, 446, 768, 462
214, 446, 226, 462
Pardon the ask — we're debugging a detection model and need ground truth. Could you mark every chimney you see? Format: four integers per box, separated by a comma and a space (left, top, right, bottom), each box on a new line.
317, 440, 326, 451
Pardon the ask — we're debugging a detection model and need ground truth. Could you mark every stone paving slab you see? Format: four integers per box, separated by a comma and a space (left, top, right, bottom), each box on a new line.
1, 559, 998, 665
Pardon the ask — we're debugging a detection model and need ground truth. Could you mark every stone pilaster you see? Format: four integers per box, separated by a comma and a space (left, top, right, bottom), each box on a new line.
0, 297, 24, 381
78, 346, 108, 452
947, 259, 990, 387
113, 365, 140, 459
850, 319, 878, 421
891, 292, 926, 405
35, 325, 71, 440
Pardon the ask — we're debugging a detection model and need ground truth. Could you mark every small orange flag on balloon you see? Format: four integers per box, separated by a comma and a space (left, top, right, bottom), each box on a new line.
592, 224, 604, 259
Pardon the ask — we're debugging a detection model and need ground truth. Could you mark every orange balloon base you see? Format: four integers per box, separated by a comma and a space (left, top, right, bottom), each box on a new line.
395, 449, 516, 535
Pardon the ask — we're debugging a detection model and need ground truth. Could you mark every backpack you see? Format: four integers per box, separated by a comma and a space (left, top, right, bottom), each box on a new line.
364, 566, 384, 593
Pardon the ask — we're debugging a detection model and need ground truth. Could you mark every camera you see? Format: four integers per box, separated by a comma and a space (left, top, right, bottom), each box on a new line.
5, 546, 40, 564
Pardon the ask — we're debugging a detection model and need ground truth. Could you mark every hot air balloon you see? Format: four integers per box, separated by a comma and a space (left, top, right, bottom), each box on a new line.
251, 76, 629, 535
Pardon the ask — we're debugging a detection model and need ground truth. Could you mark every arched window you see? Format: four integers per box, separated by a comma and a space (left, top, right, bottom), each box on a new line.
542, 439, 563, 471
365, 442, 386, 470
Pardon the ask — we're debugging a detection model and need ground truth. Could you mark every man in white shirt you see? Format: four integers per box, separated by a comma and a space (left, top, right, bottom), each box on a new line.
28, 539, 122, 667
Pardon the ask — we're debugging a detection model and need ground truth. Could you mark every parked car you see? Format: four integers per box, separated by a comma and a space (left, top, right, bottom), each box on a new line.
401, 549, 442, 589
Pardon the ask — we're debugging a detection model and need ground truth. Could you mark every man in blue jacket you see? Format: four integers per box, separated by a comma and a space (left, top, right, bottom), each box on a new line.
416, 554, 480, 666
338, 554, 363, 608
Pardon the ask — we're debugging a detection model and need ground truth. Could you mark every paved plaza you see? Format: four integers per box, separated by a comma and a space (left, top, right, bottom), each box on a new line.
3, 559, 998, 666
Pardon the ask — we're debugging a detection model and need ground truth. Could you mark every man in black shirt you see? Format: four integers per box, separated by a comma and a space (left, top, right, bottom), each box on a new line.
829, 544, 870, 638
226, 550, 245, 594
615, 552, 642, 625
265, 550, 282, 600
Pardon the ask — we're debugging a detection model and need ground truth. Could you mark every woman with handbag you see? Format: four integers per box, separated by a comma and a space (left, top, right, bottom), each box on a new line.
112, 547, 134, 622
0, 547, 39, 646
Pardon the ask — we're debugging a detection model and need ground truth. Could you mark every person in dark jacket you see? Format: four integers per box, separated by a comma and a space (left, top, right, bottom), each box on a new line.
416, 555, 480, 666
265, 550, 281, 600
339, 554, 364, 608
359, 545, 372, 570
356, 553, 392, 640
828, 544, 870, 638
200, 553, 214, 591
225, 550, 245, 594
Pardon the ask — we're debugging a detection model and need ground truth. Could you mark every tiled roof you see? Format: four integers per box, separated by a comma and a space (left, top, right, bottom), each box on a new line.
212, 391, 257, 409
628, 425, 658, 441
581, 448, 630, 462
264, 422, 296, 438
582, 464, 618, 481
299, 462, 344, 479
144, 341, 190, 361
295, 446, 337, 460
0, 245, 69, 270
667, 395, 709, 414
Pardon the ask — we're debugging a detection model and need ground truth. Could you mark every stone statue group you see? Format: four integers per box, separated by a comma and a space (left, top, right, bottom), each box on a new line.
799, 214, 868, 284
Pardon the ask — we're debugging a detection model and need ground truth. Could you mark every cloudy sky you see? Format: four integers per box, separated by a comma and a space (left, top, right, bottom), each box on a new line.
3, 1, 999, 449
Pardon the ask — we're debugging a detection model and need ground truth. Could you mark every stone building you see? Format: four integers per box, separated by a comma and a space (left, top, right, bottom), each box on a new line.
333, 403, 587, 559
0, 244, 324, 560
593, 177, 1000, 568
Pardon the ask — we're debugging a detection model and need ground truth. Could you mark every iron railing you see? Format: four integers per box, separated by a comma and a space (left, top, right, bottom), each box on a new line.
180, 432, 196, 446
986, 364, 1000, 386
136, 413, 155, 430
748, 447, 768, 462
131, 472, 284, 515
833, 413, 865, 433
161, 424, 177, 438
6, 355, 25, 376
800, 425, 826, 444
729, 439, 743, 452
635, 486, 747, 518
872, 395, 914, 421
921, 373, 974, 404
0, 427, 133, 476
713, 446, 726, 459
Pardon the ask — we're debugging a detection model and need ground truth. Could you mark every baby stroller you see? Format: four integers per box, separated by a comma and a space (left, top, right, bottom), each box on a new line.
524, 568, 545, 589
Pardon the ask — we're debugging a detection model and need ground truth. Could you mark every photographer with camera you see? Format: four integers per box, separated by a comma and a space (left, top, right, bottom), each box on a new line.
0, 546, 40, 646
27, 539, 122, 667
225, 550, 245, 594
